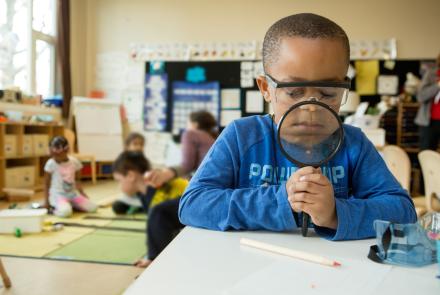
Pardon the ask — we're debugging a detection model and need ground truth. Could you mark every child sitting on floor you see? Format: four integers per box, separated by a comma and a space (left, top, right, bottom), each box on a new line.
44, 136, 97, 217
112, 132, 147, 214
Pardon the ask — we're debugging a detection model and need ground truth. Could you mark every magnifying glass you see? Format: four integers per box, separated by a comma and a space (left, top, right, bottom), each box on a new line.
277, 100, 344, 237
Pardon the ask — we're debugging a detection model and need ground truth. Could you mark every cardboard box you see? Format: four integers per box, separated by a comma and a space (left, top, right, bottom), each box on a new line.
22, 135, 34, 156
32, 134, 49, 155
4, 135, 17, 157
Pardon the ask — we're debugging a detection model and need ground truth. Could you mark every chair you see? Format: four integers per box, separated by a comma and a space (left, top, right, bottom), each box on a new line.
382, 145, 411, 191
418, 150, 440, 214
64, 128, 97, 184
382, 145, 428, 217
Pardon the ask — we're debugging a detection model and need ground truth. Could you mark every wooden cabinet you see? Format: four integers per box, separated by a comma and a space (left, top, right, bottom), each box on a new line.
0, 122, 64, 199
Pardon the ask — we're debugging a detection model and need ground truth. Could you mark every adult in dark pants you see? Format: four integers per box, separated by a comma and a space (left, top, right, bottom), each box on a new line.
415, 53, 440, 151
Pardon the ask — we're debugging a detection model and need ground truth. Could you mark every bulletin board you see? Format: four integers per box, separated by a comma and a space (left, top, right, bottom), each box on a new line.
171, 81, 220, 136
145, 61, 267, 137
144, 59, 436, 138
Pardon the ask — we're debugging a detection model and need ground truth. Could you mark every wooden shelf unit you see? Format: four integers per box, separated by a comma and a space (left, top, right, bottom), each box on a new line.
0, 122, 64, 199
396, 102, 420, 149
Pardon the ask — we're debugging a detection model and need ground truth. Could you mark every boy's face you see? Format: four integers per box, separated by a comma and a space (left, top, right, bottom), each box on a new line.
257, 37, 348, 124
127, 138, 144, 152
113, 171, 143, 195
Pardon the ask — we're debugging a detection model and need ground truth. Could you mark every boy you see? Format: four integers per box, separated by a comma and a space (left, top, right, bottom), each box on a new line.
178, 13, 416, 240
112, 151, 187, 267
112, 132, 147, 214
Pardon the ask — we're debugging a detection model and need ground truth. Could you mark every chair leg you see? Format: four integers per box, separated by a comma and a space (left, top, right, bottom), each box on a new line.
91, 158, 97, 185
0, 258, 11, 288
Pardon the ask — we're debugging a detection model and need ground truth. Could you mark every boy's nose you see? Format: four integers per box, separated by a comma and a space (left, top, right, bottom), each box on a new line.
299, 101, 317, 112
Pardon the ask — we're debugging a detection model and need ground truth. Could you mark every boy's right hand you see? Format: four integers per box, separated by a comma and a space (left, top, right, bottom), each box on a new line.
285, 166, 338, 230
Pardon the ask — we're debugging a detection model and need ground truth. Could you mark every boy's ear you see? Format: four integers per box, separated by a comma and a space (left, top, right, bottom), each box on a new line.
256, 75, 271, 103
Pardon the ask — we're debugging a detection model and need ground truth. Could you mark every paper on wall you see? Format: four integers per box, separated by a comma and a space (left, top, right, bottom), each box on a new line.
246, 91, 264, 113
377, 75, 399, 95
221, 89, 241, 109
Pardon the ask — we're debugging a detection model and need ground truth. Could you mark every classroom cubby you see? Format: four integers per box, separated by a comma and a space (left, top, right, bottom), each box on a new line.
0, 122, 64, 199
97, 161, 113, 179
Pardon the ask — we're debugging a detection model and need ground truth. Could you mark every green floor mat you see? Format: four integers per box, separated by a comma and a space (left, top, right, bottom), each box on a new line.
45, 221, 147, 264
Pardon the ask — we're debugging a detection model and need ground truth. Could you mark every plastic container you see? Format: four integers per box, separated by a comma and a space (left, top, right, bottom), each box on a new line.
419, 212, 440, 274
0, 209, 47, 234
42, 95, 63, 107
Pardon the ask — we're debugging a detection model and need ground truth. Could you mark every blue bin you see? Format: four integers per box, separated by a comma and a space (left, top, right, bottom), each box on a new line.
43, 95, 63, 107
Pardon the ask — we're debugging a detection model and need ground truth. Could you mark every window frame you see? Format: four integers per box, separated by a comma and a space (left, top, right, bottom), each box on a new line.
28, 0, 57, 97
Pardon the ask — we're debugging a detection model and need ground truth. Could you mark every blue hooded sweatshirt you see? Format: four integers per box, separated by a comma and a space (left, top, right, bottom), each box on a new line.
178, 115, 416, 240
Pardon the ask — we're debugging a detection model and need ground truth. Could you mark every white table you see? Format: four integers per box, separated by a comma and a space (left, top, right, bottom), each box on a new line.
125, 227, 439, 295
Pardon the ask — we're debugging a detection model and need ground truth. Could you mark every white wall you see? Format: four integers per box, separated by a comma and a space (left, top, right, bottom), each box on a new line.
71, 0, 440, 96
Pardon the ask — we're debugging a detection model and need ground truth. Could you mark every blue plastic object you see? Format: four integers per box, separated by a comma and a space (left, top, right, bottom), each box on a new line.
369, 219, 436, 267
43, 95, 63, 107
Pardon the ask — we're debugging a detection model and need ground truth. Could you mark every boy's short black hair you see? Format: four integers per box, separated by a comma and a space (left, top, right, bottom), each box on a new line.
113, 151, 151, 176
49, 136, 69, 149
124, 132, 145, 148
263, 13, 350, 72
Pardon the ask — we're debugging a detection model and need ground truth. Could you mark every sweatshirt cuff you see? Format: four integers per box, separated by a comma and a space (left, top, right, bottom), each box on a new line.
314, 198, 349, 241
277, 184, 297, 230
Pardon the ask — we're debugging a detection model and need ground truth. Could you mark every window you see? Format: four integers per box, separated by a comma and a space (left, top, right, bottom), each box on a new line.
0, 0, 57, 98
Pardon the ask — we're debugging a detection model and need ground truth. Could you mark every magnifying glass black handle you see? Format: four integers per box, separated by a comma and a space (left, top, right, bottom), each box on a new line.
301, 213, 309, 236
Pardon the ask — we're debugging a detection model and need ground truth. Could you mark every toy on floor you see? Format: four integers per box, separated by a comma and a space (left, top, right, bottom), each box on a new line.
14, 228, 22, 238
0, 258, 11, 289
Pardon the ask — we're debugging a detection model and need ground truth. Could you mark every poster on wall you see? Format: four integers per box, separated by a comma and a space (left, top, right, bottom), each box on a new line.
130, 41, 259, 62
171, 81, 220, 136
350, 39, 397, 60
355, 60, 379, 95
143, 74, 168, 131
377, 75, 399, 95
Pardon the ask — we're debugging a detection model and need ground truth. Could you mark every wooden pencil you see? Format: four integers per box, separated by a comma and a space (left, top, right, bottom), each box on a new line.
240, 238, 341, 267
0, 258, 11, 288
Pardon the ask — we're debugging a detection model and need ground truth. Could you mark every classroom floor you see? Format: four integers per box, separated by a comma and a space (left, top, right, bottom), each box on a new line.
0, 181, 145, 295
0, 181, 147, 264
0, 256, 143, 295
